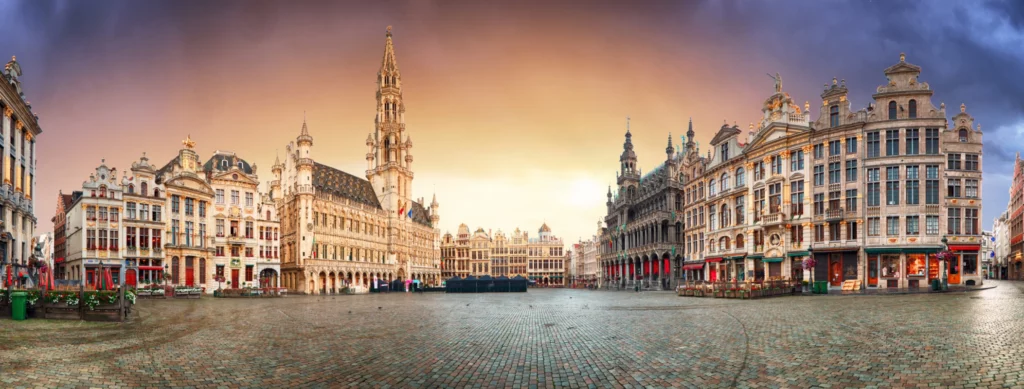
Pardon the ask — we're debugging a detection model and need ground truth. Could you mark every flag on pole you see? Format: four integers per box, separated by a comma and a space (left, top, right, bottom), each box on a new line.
407, 208, 413, 218
312, 236, 317, 258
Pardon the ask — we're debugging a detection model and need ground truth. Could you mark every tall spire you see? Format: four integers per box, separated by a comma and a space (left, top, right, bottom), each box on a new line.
381, 26, 399, 74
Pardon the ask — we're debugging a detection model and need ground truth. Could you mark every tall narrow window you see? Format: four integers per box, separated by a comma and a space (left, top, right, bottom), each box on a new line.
867, 132, 880, 158
790, 181, 804, 215
846, 160, 858, 182
906, 165, 919, 205
886, 130, 900, 156
925, 128, 939, 154
886, 166, 900, 205
867, 168, 880, 206
888, 101, 897, 120
959, 129, 969, 142
905, 128, 919, 155
908, 99, 917, 118
829, 105, 839, 128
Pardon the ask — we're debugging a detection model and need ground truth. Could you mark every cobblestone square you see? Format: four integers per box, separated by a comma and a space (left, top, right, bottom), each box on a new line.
2, 282, 1023, 388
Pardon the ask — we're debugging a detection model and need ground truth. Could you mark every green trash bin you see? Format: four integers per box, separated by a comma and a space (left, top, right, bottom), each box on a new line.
10, 291, 27, 321
931, 279, 940, 291
815, 281, 828, 294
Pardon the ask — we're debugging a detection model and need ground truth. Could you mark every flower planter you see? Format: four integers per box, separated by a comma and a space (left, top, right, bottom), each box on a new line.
739, 290, 749, 299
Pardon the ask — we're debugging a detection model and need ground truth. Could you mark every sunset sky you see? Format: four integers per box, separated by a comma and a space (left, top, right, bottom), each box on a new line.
5, 0, 1023, 246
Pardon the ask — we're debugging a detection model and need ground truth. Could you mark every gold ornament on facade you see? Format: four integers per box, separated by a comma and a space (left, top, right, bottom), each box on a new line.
14, 120, 22, 130
801, 145, 814, 153
182, 134, 196, 149
2, 107, 10, 118
762, 156, 771, 164
839, 95, 846, 102
779, 150, 790, 159
822, 99, 828, 107
24, 132, 32, 141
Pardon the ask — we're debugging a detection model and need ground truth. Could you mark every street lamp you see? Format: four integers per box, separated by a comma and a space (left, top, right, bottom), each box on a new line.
940, 236, 950, 291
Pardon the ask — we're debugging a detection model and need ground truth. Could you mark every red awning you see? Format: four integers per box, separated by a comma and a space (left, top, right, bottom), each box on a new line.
138, 266, 164, 271
55, 257, 65, 263
948, 244, 980, 252
682, 264, 705, 271
705, 257, 724, 263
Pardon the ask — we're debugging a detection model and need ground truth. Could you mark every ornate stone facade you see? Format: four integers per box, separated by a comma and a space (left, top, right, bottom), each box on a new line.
0, 55, 41, 285
272, 27, 441, 294
601, 53, 985, 290
440, 224, 565, 285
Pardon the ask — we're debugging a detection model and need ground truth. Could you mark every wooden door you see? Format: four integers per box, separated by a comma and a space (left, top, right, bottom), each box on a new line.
829, 260, 842, 286
185, 267, 194, 286
948, 255, 961, 284
231, 269, 240, 288
867, 257, 878, 287
86, 269, 96, 289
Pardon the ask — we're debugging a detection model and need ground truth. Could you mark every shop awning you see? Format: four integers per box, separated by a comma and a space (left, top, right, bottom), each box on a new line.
137, 266, 164, 271
705, 257, 723, 263
903, 247, 942, 254
763, 257, 784, 263
787, 251, 809, 257
748, 254, 764, 260
949, 244, 980, 252
865, 247, 902, 254
682, 264, 705, 271
726, 255, 746, 260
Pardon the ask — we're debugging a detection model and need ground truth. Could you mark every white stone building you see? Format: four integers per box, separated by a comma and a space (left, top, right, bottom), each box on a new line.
64, 162, 125, 286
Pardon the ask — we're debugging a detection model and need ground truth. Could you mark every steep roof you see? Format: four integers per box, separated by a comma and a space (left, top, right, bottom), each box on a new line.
311, 162, 381, 209
408, 201, 432, 228
60, 193, 73, 210
203, 153, 254, 175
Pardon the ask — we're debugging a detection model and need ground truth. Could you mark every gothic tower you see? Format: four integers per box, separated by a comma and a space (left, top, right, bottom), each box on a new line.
617, 117, 639, 191
295, 119, 315, 265
367, 26, 414, 216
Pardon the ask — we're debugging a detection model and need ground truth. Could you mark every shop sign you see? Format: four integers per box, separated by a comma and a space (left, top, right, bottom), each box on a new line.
230, 258, 241, 268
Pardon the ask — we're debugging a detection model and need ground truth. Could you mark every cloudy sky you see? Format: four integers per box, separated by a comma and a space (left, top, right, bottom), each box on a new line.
5, 0, 1022, 245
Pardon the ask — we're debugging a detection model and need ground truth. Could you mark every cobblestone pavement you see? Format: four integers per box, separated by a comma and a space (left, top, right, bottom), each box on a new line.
2, 281, 1023, 389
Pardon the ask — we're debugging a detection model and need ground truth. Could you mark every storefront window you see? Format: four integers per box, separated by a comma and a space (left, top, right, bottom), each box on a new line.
791, 259, 804, 282
949, 255, 961, 276
963, 254, 977, 274
927, 254, 939, 281
754, 259, 764, 281
905, 254, 926, 277
880, 255, 900, 278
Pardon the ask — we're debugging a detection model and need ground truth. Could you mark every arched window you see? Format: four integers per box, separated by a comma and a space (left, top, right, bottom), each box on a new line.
720, 204, 730, 227
128, 184, 135, 194
888, 101, 897, 120
736, 168, 745, 187
908, 99, 917, 119
709, 179, 716, 196
720, 173, 729, 191
154, 188, 161, 198
736, 234, 745, 248
959, 129, 969, 142
141, 182, 148, 196
830, 105, 839, 127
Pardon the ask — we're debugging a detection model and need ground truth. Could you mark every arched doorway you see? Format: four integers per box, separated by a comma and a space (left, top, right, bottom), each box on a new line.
259, 268, 278, 289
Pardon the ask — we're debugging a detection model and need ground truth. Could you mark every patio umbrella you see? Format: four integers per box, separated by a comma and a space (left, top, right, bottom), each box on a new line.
5, 265, 10, 287
106, 268, 114, 290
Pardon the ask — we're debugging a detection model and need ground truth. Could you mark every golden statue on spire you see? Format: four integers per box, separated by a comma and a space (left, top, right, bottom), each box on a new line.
183, 134, 196, 149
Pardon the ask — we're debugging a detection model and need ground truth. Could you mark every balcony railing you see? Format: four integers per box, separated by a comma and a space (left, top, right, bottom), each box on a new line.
826, 207, 844, 221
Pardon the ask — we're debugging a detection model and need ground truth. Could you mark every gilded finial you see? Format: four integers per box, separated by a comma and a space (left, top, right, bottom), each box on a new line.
10, 56, 14, 61
900, 52, 906, 62
832, 77, 837, 85
183, 134, 196, 149
386, 25, 392, 35
960, 103, 966, 113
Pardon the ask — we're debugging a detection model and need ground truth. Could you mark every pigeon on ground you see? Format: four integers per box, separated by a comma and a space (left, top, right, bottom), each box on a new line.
378, 307, 382, 310
466, 303, 470, 307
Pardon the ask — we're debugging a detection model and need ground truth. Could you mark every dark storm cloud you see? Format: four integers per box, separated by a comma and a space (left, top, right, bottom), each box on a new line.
691, 0, 1024, 225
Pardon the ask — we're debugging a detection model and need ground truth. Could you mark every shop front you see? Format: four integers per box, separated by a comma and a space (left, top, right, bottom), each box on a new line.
748, 254, 763, 281
810, 248, 859, 289
724, 255, 746, 282
786, 251, 808, 283
681, 262, 705, 281
866, 247, 942, 289
705, 257, 723, 282
948, 244, 982, 286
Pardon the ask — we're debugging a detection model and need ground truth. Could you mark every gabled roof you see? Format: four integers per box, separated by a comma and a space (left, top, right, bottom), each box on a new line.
155, 156, 180, 183
709, 124, 742, 146
60, 193, 73, 210
311, 162, 381, 209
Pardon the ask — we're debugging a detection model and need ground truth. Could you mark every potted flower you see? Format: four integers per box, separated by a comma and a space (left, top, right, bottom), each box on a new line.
802, 257, 818, 293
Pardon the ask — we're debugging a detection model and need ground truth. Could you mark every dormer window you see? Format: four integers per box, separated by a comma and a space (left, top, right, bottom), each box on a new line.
959, 129, 968, 143
888, 101, 897, 120
829, 105, 839, 128
237, 162, 244, 170
720, 144, 729, 161
908, 99, 917, 119
221, 160, 229, 170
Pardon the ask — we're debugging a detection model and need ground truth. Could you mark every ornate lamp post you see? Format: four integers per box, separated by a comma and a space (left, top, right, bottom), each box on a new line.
939, 236, 951, 291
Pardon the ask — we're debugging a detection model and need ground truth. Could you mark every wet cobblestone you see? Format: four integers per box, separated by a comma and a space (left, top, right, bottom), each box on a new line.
2, 281, 1024, 388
